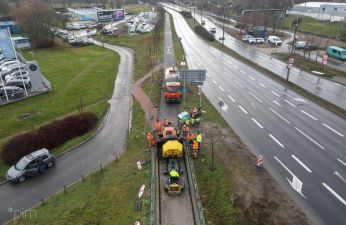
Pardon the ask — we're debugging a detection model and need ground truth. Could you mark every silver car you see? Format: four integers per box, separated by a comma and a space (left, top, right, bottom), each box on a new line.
6, 148, 55, 183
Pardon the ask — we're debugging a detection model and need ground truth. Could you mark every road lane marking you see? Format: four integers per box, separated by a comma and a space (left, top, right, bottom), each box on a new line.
212, 79, 217, 84
241, 70, 246, 75
284, 99, 296, 107
295, 127, 325, 150
274, 156, 306, 198
291, 155, 312, 173
269, 134, 285, 148
238, 105, 248, 114
273, 101, 281, 107
259, 82, 266, 88
322, 123, 344, 137
219, 86, 225, 92
270, 90, 280, 97
337, 158, 346, 166
268, 107, 291, 124
322, 183, 346, 206
300, 110, 318, 120
223, 71, 228, 75
249, 91, 263, 103
251, 118, 263, 128
249, 76, 256, 81
234, 80, 244, 88
227, 94, 236, 102
206, 73, 211, 77
334, 171, 346, 183
234, 65, 238, 69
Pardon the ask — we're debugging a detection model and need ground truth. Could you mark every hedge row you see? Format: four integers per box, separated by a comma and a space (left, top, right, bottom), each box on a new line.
1, 112, 98, 165
194, 25, 215, 41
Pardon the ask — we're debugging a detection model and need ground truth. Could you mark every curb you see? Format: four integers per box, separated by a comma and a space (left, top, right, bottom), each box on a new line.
0, 108, 110, 188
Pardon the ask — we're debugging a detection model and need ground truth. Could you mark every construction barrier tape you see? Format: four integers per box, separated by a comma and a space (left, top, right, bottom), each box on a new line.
138, 184, 145, 198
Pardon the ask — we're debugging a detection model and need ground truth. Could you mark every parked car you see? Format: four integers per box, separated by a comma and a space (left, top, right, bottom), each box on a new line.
268, 36, 282, 46
326, 46, 346, 61
1, 62, 26, 73
210, 27, 216, 33
248, 37, 265, 44
0, 60, 19, 71
4, 70, 29, 81
242, 35, 253, 42
0, 86, 25, 99
1, 65, 26, 78
6, 148, 55, 183
294, 41, 307, 49
5, 78, 31, 89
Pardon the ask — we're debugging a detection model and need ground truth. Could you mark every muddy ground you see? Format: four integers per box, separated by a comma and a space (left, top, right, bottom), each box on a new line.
197, 122, 312, 225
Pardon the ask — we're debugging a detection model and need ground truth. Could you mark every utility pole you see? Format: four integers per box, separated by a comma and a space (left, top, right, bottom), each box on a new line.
222, 7, 226, 48
193, 2, 196, 24
287, 22, 298, 82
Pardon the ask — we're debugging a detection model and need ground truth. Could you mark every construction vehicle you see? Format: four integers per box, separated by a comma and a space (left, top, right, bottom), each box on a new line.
164, 67, 182, 103
157, 125, 185, 195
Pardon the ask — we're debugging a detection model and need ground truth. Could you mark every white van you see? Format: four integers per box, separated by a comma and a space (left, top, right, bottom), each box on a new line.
268, 36, 282, 46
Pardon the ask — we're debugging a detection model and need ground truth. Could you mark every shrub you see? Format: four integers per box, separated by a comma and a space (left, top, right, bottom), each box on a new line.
194, 25, 215, 41
180, 11, 192, 19
1, 112, 98, 165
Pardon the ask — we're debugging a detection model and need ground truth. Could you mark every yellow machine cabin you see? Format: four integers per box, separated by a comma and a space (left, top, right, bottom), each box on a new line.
162, 140, 183, 158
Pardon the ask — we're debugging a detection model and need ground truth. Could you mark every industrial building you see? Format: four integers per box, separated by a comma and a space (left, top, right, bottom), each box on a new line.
287, 2, 346, 22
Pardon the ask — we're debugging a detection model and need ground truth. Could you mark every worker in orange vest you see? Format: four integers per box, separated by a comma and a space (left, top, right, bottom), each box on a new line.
155, 120, 162, 134
192, 139, 198, 157
182, 124, 190, 138
147, 132, 155, 147
188, 133, 195, 149
163, 118, 169, 127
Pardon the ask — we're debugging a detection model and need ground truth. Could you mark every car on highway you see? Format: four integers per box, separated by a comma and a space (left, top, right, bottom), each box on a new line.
6, 148, 55, 183
210, 27, 216, 33
326, 46, 346, 61
0, 86, 25, 99
248, 37, 265, 44
268, 36, 282, 46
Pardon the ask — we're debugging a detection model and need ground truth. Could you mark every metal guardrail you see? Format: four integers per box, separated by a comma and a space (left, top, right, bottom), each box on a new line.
149, 148, 156, 225
184, 142, 206, 225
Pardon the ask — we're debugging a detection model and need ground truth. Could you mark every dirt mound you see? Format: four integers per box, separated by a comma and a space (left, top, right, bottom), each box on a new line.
200, 122, 312, 225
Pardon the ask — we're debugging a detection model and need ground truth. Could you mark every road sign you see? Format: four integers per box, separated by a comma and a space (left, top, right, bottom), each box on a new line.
219, 37, 225, 41
322, 60, 327, 65
256, 155, 264, 167
287, 63, 293, 69
180, 69, 206, 82
288, 58, 295, 64
323, 55, 328, 60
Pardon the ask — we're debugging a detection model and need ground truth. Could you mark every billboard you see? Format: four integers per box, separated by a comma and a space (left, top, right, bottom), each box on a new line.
97, 9, 125, 23
0, 29, 16, 59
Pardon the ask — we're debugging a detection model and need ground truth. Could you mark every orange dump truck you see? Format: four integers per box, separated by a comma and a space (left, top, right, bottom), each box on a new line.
164, 67, 182, 103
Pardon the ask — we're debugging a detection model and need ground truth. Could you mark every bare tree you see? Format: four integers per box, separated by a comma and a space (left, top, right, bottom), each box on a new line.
10, 0, 59, 48
0, 0, 10, 15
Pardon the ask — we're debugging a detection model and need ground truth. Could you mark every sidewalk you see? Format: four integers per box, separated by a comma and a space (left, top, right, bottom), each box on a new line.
132, 65, 161, 130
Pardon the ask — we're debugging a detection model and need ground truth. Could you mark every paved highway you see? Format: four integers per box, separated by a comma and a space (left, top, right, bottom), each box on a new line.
165, 7, 346, 225
166, 4, 346, 110
0, 42, 134, 224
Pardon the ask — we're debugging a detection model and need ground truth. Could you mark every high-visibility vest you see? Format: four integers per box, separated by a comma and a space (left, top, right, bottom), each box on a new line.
189, 133, 195, 140
193, 141, 198, 150
183, 126, 190, 132
196, 134, 202, 143
170, 170, 179, 177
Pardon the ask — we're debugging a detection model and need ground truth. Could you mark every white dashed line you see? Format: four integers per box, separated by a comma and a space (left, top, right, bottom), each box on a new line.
268, 107, 291, 124
234, 80, 244, 88
300, 110, 318, 120
270, 90, 280, 97
227, 94, 236, 102
273, 101, 281, 107
212, 79, 217, 84
259, 82, 266, 88
291, 155, 312, 173
249, 76, 255, 81
269, 134, 285, 148
238, 105, 248, 114
322, 123, 344, 137
219, 86, 225, 92
295, 127, 325, 150
249, 91, 263, 103
251, 118, 264, 128
322, 183, 346, 206
234, 65, 238, 69
334, 171, 346, 183
337, 158, 346, 166
284, 99, 296, 107
241, 70, 246, 75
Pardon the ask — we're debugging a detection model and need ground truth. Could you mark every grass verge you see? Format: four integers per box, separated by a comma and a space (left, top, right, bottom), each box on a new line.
141, 71, 163, 108
274, 52, 346, 79
123, 4, 153, 14
280, 15, 346, 41
9, 100, 151, 225
169, 14, 185, 67
183, 15, 345, 117
0, 45, 119, 179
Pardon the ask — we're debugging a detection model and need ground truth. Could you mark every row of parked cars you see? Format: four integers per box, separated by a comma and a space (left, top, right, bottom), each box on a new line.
0, 50, 30, 100
242, 35, 282, 46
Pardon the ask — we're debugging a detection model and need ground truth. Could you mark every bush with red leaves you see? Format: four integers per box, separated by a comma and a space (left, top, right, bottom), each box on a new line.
1, 112, 98, 165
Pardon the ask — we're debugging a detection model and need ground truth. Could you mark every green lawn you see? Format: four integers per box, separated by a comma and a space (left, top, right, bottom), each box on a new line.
0, 45, 119, 179
170, 15, 185, 67
280, 15, 346, 41
141, 71, 163, 108
123, 4, 153, 14
10, 100, 151, 225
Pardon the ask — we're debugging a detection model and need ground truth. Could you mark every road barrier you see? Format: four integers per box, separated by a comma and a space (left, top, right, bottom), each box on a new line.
184, 142, 206, 225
